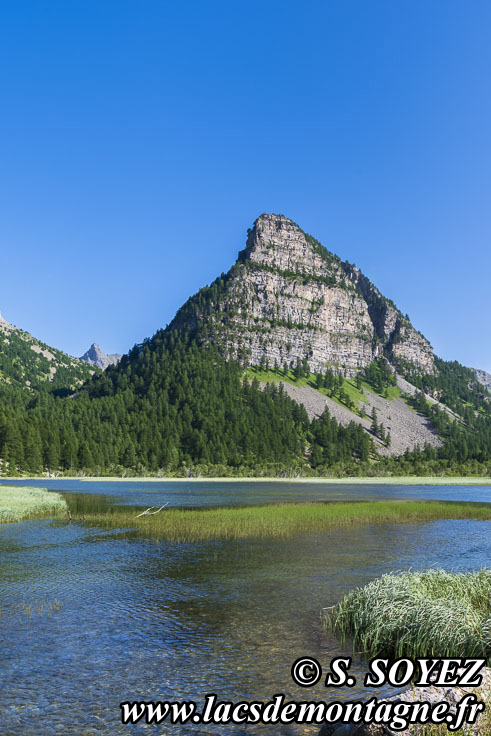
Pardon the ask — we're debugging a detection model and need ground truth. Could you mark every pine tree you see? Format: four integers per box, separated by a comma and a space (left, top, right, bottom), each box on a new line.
370, 408, 378, 437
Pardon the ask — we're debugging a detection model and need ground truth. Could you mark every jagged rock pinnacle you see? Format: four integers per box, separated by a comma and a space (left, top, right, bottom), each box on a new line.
79, 343, 122, 370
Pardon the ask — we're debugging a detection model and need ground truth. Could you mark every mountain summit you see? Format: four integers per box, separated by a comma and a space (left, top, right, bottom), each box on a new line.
170, 213, 434, 376
79, 343, 121, 370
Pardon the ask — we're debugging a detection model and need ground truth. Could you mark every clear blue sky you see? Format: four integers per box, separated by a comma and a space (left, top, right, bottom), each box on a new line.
1, 1, 490, 370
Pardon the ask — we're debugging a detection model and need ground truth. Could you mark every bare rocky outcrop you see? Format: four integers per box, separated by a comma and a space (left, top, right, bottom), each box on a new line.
170, 214, 434, 377
79, 343, 122, 370
473, 368, 491, 392
319, 667, 491, 735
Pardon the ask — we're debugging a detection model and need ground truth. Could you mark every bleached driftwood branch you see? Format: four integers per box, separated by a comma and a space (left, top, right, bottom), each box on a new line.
136, 503, 169, 518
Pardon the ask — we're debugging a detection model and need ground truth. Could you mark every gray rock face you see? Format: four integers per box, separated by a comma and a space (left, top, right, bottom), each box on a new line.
171, 214, 434, 376
79, 343, 121, 370
473, 367, 491, 392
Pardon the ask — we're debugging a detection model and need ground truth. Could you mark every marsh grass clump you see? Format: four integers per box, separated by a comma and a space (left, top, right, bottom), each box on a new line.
20, 599, 63, 617
0, 485, 67, 522
327, 569, 491, 659
76, 499, 491, 542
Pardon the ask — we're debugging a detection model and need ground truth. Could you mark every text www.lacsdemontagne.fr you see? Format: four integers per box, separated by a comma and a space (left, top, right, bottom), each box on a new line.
121, 692, 484, 731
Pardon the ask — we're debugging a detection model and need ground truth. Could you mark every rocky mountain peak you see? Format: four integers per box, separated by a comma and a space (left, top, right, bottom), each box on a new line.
79, 343, 121, 370
241, 214, 341, 280
170, 213, 435, 376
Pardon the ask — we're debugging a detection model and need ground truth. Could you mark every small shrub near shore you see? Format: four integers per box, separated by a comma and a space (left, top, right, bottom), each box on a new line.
0, 485, 67, 522
326, 569, 491, 659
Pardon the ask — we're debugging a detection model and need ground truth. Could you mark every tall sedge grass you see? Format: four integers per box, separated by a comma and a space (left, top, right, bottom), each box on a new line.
76, 500, 491, 541
0, 485, 67, 522
327, 569, 491, 659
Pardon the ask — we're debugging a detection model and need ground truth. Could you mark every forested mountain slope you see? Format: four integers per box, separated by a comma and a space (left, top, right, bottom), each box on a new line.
0, 312, 98, 406
1, 331, 373, 475
0, 214, 490, 477
1, 329, 489, 477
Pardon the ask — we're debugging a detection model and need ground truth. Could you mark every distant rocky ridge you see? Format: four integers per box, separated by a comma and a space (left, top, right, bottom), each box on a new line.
79, 343, 122, 370
0, 311, 97, 394
170, 214, 435, 377
474, 367, 491, 392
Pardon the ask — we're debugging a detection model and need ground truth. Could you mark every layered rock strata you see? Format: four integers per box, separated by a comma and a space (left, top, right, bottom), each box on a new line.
170, 214, 434, 376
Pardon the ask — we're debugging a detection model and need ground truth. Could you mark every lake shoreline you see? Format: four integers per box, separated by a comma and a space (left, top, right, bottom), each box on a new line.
9, 475, 491, 485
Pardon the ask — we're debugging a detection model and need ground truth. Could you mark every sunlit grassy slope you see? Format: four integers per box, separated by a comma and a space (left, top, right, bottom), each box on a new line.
246, 365, 401, 417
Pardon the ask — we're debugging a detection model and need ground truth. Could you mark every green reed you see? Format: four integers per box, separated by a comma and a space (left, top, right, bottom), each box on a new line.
75, 499, 491, 542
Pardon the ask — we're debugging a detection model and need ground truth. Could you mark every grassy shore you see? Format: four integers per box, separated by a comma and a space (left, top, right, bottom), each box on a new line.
0, 485, 67, 523
75, 500, 491, 541
326, 569, 491, 659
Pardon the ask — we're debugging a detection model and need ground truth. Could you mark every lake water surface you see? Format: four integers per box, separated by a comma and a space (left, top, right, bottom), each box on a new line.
0, 480, 490, 735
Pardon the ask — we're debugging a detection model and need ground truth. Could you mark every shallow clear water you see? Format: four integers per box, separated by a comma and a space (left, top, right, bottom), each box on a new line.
0, 481, 490, 735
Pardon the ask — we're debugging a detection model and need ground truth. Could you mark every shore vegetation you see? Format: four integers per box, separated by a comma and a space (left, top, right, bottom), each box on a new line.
0, 485, 67, 522
326, 569, 491, 659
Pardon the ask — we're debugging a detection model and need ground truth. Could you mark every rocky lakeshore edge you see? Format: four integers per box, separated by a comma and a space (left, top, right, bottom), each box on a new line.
319, 667, 491, 735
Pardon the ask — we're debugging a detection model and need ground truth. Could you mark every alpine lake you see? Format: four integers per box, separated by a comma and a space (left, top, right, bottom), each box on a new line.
0, 479, 490, 735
